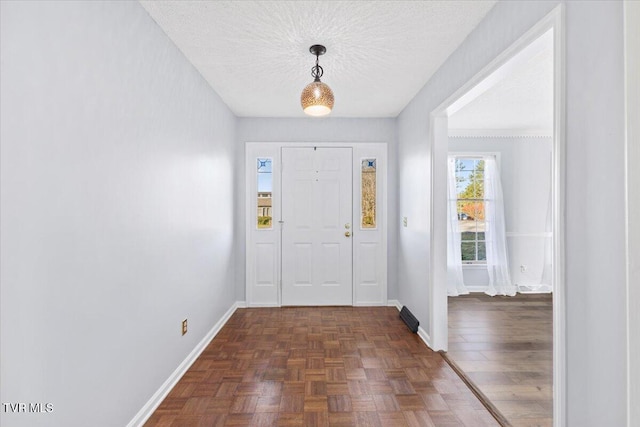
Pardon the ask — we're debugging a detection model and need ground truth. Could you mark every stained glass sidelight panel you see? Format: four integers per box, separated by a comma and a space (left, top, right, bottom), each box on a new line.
361, 159, 377, 229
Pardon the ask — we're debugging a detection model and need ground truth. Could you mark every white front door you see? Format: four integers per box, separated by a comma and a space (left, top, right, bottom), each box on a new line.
281, 147, 353, 305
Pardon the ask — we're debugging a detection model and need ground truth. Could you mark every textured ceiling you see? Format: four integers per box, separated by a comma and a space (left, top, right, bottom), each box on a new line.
139, 1, 496, 118
448, 30, 554, 135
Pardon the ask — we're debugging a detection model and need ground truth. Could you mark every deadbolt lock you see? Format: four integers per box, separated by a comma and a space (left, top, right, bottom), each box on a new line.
345, 223, 351, 229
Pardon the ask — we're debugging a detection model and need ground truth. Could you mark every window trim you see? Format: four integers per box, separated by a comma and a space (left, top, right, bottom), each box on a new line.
450, 152, 500, 264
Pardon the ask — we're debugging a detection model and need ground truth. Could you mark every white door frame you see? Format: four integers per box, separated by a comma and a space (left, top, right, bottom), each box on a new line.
245, 142, 388, 307
427, 6, 566, 426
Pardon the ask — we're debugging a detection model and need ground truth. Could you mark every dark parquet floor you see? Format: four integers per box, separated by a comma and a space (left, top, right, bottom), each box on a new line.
145, 306, 499, 427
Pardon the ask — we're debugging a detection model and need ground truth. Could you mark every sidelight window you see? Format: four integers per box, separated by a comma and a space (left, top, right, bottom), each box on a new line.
257, 158, 272, 229
361, 158, 377, 229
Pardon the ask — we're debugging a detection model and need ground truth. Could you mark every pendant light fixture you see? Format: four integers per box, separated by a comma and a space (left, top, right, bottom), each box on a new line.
301, 44, 334, 117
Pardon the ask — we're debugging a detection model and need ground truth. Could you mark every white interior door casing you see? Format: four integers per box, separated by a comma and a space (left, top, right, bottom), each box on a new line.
281, 147, 353, 306
245, 142, 387, 307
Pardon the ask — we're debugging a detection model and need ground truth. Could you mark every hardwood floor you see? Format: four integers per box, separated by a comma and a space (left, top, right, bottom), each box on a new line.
145, 307, 499, 427
447, 294, 553, 427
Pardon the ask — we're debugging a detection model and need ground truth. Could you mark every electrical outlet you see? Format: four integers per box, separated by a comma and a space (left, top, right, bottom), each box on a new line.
181, 319, 188, 336
403, 217, 408, 227
520, 265, 527, 273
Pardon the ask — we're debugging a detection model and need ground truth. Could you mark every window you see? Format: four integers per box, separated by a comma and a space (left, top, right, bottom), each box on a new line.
257, 158, 272, 229
455, 158, 486, 263
361, 158, 376, 229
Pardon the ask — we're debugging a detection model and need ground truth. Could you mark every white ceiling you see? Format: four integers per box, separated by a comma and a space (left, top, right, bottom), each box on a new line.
139, 0, 497, 118
448, 30, 554, 135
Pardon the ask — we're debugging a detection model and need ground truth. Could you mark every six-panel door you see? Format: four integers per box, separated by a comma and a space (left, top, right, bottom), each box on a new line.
281, 147, 353, 305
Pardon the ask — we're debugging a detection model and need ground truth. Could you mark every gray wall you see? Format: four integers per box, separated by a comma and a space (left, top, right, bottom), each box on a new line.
449, 137, 552, 289
0, 2, 237, 426
236, 118, 398, 301
626, 3, 640, 425
397, 1, 626, 425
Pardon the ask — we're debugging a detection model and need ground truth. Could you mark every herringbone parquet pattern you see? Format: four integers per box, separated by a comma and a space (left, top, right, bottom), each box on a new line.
144, 307, 499, 426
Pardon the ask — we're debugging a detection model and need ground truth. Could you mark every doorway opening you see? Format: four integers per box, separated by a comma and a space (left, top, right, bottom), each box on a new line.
428, 6, 565, 426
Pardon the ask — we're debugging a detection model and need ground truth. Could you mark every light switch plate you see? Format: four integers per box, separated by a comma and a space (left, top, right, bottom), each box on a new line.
403, 217, 408, 227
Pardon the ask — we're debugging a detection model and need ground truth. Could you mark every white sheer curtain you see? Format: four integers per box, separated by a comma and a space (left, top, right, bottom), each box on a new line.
447, 157, 468, 296
484, 157, 516, 296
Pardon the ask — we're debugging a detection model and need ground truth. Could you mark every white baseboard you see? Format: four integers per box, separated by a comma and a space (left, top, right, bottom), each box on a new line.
417, 326, 432, 348
354, 301, 387, 307
389, 300, 433, 349
387, 299, 402, 310
246, 303, 279, 307
127, 301, 243, 427
461, 286, 553, 294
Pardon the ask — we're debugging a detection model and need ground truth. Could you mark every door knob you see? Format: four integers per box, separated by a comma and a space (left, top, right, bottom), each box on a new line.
345, 231, 351, 237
